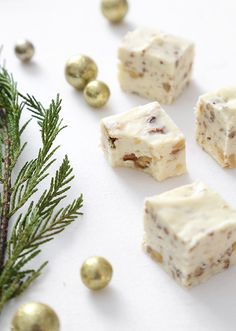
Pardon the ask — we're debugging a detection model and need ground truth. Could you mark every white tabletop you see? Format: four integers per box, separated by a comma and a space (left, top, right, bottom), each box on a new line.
1, 0, 236, 330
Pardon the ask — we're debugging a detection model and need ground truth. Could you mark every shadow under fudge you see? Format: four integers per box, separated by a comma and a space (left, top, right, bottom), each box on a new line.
188, 268, 236, 331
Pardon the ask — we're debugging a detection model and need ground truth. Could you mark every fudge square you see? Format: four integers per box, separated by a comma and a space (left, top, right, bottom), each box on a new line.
196, 87, 236, 168
118, 27, 194, 104
143, 182, 236, 287
100, 102, 186, 181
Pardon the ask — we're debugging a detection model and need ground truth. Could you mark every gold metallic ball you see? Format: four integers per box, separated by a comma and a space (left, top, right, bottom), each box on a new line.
14, 39, 35, 62
11, 302, 60, 331
101, 0, 128, 23
80, 256, 113, 290
65, 54, 98, 91
84, 80, 110, 108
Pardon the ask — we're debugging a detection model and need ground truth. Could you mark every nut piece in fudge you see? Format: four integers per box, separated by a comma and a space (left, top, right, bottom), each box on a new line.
195, 87, 236, 168
143, 181, 236, 287
100, 101, 186, 181
118, 28, 194, 104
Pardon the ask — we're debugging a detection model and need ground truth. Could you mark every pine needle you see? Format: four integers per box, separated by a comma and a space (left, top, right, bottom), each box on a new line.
0, 66, 83, 312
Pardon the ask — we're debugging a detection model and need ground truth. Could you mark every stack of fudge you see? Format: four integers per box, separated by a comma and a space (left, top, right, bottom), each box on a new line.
100, 27, 236, 287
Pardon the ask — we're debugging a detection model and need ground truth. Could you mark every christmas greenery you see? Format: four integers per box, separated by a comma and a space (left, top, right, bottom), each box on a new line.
0, 67, 83, 311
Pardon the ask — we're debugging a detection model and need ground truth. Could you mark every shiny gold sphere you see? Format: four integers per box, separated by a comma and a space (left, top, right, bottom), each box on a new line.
101, 0, 128, 23
65, 54, 98, 90
80, 256, 113, 290
11, 302, 60, 331
14, 39, 35, 62
84, 80, 110, 108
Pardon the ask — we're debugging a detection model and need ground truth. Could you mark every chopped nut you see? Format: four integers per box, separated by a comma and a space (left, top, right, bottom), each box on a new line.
215, 145, 225, 163
108, 137, 118, 149
134, 137, 141, 145
226, 248, 232, 256
206, 103, 214, 111
228, 131, 236, 139
171, 140, 185, 154
163, 227, 169, 235
228, 154, 236, 168
194, 267, 204, 277
209, 110, 215, 122
148, 127, 166, 134
146, 246, 163, 263
162, 82, 171, 92
223, 259, 230, 269
175, 164, 184, 172
232, 242, 236, 251
123, 154, 151, 169
136, 156, 152, 169
199, 104, 204, 113
147, 116, 157, 123
123, 153, 137, 162
141, 49, 146, 56
128, 71, 140, 79
175, 269, 182, 278
124, 60, 133, 67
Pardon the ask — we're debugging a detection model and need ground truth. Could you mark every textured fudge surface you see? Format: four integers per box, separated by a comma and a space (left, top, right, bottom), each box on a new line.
196, 87, 236, 168
118, 28, 194, 104
101, 102, 186, 181
144, 181, 236, 287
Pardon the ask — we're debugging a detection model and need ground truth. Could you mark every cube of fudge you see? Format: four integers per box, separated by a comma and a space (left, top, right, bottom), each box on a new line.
118, 28, 194, 104
144, 182, 236, 287
196, 87, 236, 168
100, 101, 186, 181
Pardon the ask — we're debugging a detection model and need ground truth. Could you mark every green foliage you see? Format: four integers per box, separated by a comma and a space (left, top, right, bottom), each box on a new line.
0, 67, 83, 311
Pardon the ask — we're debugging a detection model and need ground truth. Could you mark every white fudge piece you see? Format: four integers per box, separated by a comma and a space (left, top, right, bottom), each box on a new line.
118, 27, 194, 104
100, 102, 186, 181
144, 182, 236, 287
196, 87, 236, 168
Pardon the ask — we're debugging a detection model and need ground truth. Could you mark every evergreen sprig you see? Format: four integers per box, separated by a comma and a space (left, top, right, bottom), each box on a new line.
0, 67, 83, 311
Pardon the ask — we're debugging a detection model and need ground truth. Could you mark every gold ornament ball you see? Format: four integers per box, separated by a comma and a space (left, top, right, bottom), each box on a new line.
14, 39, 35, 62
65, 54, 98, 91
11, 302, 60, 331
84, 80, 110, 108
80, 256, 113, 290
101, 0, 128, 23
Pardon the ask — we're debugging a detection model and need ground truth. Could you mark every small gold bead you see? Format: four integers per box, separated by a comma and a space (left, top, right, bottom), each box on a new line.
11, 302, 60, 331
14, 39, 35, 62
101, 0, 128, 23
65, 54, 98, 91
80, 256, 113, 290
84, 80, 110, 108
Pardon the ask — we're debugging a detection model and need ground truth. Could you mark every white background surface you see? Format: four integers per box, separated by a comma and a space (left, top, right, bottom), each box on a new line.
0, 0, 236, 330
